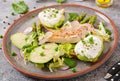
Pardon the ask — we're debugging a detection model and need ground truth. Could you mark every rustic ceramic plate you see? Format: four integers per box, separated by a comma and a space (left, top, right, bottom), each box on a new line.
2, 4, 118, 80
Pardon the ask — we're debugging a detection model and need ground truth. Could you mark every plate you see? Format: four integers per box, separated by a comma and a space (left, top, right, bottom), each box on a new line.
2, 4, 118, 80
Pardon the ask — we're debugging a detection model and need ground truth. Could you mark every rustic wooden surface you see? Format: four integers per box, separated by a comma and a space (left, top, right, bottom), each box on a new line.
0, 0, 120, 81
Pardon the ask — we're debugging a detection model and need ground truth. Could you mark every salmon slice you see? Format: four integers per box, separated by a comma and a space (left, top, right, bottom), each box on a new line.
47, 21, 94, 43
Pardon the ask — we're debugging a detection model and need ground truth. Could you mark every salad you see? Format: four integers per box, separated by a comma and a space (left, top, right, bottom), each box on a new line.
10, 8, 112, 72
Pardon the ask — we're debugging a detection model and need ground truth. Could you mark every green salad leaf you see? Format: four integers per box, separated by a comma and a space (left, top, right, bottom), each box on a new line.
49, 58, 64, 72
12, 1, 29, 14
64, 57, 76, 68
58, 43, 75, 58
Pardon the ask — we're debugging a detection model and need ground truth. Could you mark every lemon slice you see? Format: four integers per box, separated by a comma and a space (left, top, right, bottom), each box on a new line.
97, 0, 111, 4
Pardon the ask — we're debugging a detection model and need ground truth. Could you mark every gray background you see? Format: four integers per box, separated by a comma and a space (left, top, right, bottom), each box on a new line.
0, 0, 120, 81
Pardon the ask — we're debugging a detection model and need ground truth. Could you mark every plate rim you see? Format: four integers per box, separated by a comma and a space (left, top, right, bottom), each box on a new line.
2, 4, 118, 79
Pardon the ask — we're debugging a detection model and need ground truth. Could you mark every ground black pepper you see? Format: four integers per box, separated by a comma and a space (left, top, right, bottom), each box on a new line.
6, 16, 8, 18
3, 27, 6, 29
3, 21, 5, 23
8, 23, 10, 25
33, 7, 36, 9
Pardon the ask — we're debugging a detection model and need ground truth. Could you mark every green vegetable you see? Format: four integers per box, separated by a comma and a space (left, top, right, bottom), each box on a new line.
71, 67, 76, 73
58, 43, 74, 58
11, 12, 15, 16
89, 37, 94, 44
105, 28, 112, 35
64, 57, 76, 68
85, 33, 90, 37
35, 63, 44, 68
12, 1, 29, 14
40, 52, 45, 56
78, 13, 86, 22
55, 0, 66, 3
29, 43, 58, 63
81, 39, 86, 44
41, 45, 45, 49
32, 22, 39, 46
54, 47, 58, 51
49, 58, 64, 72
10, 33, 30, 49
80, 16, 91, 24
0, 35, 3, 38
68, 13, 79, 21
11, 51, 16, 56
22, 44, 32, 49
92, 22, 111, 41
88, 15, 97, 24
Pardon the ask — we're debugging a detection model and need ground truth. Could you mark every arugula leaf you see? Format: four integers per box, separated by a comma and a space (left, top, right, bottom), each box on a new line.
68, 13, 79, 21
12, 1, 29, 14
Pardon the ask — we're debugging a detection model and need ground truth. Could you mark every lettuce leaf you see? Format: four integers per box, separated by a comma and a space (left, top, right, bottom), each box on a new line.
58, 43, 75, 58
48, 58, 64, 72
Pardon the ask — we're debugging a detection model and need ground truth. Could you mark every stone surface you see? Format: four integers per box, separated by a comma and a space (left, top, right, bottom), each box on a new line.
0, 0, 120, 81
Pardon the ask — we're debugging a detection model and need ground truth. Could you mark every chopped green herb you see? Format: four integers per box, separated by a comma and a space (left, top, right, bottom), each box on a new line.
95, 43, 98, 45
44, 15, 46, 17
68, 13, 79, 21
54, 47, 58, 51
41, 45, 45, 49
25, 36, 29, 41
89, 37, 94, 44
101, 21, 105, 26
11, 12, 15, 16
12, 1, 29, 14
55, 10, 58, 13
55, 0, 66, 3
40, 52, 45, 56
11, 51, 16, 56
43, 10, 46, 13
0, 35, 3, 38
81, 50, 84, 53
71, 67, 76, 73
81, 39, 86, 44
85, 33, 90, 37
87, 48, 89, 50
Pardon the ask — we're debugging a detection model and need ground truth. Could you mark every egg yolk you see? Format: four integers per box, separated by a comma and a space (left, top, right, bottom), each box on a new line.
97, 0, 111, 4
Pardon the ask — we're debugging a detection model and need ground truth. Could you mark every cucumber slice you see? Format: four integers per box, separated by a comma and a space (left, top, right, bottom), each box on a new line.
29, 43, 58, 63
10, 33, 28, 49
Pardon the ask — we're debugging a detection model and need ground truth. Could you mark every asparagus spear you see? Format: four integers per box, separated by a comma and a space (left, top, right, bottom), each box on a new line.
88, 15, 97, 24
80, 16, 91, 24
78, 13, 86, 22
